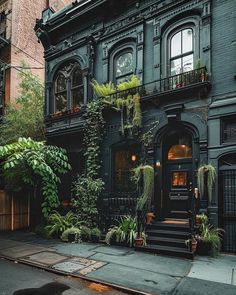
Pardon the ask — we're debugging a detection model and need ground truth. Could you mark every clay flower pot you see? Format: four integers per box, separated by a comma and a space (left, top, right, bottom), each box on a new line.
135, 237, 143, 247
146, 212, 155, 225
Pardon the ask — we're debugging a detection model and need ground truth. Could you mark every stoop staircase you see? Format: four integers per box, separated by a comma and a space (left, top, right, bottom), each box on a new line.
135, 219, 194, 259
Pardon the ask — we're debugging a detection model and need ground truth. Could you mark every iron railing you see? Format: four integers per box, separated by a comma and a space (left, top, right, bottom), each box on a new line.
102, 67, 209, 101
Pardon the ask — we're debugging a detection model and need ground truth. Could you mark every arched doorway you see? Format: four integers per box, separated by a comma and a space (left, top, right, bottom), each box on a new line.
162, 130, 193, 219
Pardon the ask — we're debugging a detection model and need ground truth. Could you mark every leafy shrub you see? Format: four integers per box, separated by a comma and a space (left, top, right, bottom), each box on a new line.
91, 228, 101, 239
80, 225, 91, 241
45, 210, 80, 238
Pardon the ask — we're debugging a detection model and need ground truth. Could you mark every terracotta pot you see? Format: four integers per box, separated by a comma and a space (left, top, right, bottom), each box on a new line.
195, 216, 201, 225
135, 237, 143, 247
146, 213, 155, 225
191, 240, 198, 253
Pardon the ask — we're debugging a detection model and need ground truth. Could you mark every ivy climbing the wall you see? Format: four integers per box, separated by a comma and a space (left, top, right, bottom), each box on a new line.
71, 100, 105, 227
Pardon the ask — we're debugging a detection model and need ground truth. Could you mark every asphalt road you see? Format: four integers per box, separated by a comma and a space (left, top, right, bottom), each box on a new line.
0, 259, 128, 295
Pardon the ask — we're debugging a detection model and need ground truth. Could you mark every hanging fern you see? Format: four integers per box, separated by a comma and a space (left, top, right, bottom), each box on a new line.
132, 165, 154, 211
132, 93, 142, 128
197, 164, 216, 202
117, 75, 141, 91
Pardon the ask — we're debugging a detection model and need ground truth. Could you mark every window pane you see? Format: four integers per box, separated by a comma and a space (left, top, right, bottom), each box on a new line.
171, 32, 181, 58
172, 171, 188, 187
56, 73, 66, 92
116, 52, 133, 77
171, 58, 181, 75
114, 149, 138, 192
182, 29, 193, 54
183, 54, 193, 72
72, 68, 83, 87
71, 87, 84, 107
168, 144, 192, 160
55, 93, 67, 112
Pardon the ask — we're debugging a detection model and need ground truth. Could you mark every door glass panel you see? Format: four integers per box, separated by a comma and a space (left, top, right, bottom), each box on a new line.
172, 171, 187, 187
168, 144, 192, 160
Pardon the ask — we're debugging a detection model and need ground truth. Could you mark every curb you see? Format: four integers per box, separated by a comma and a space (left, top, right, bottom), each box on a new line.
0, 255, 153, 295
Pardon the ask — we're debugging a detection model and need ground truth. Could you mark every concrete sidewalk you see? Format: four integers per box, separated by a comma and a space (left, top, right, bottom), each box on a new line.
0, 231, 235, 295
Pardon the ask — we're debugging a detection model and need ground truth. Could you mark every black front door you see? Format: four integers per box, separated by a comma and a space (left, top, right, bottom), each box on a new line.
164, 160, 192, 218
163, 131, 193, 219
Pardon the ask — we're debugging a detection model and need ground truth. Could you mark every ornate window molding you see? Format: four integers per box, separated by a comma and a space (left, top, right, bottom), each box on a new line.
109, 42, 136, 84
162, 17, 200, 78
53, 61, 85, 113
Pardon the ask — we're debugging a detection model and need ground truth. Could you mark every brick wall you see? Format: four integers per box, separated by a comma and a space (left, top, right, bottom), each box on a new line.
9, 0, 48, 101
49, 0, 73, 11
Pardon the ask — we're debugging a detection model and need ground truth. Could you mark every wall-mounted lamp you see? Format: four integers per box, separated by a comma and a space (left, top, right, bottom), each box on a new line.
155, 160, 161, 168
131, 154, 137, 162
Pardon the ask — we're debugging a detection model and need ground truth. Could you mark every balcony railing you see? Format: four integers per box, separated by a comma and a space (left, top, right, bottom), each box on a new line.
101, 67, 210, 101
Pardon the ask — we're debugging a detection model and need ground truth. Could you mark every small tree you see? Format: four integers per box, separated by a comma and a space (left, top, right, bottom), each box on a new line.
0, 137, 71, 218
0, 67, 44, 145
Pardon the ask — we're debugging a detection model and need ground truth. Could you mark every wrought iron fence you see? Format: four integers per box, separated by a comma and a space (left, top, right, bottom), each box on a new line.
219, 168, 236, 253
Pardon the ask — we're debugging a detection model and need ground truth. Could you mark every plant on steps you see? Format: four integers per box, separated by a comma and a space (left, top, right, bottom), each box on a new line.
197, 164, 216, 202
132, 165, 154, 210
0, 137, 71, 218
105, 216, 146, 247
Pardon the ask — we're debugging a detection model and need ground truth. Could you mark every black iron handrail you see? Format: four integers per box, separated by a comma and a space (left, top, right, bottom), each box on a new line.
99, 67, 209, 101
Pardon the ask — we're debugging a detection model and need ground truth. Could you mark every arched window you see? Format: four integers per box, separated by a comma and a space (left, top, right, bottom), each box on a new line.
166, 132, 192, 160
114, 50, 134, 84
170, 28, 194, 76
54, 61, 84, 113
71, 68, 84, 108
55, 73, 67, 112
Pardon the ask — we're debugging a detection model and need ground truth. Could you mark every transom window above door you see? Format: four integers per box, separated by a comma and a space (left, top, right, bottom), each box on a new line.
166, 132, 192, 160
114, 50, 134, 84
170, 28, 194, 76
54, 61, 84, 113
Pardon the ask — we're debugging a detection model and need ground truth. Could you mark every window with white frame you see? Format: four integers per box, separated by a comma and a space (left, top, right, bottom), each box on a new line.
170, 28, 194, 76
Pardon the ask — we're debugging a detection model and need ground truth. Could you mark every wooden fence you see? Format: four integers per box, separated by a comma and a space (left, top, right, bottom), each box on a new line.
0, 190, 30, 231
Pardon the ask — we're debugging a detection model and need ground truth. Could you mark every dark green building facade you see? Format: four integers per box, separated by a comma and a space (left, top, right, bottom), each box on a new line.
35, 0, 236, 253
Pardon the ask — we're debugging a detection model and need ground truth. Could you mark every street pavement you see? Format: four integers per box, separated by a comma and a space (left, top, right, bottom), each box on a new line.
0, 231, 235, 295
0, 259, 127, 295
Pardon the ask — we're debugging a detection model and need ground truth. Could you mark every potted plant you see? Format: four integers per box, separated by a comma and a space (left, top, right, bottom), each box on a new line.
196, 223, 223, 256
197, 164, 216, 202
61, 227, 81, 243
195, 213, 208, 226
105, 216, 146, 247
90, 228, 101, 243
185, 235, 198, 253
80, 226, 91, 242
146, 212, 155, 225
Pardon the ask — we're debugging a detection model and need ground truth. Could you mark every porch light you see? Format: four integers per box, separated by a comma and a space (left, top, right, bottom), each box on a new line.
131, 154, 137, 162
155, 160, 161, 168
